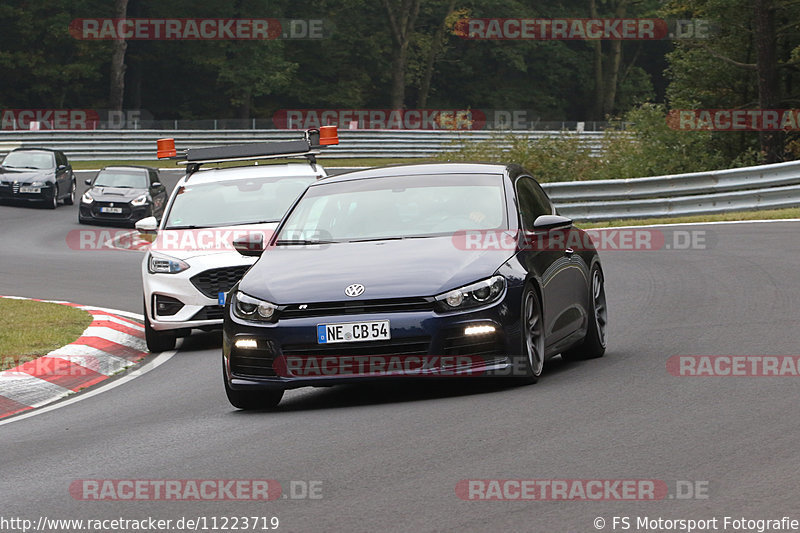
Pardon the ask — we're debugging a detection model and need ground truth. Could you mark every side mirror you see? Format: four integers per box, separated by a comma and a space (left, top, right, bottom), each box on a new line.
84, 179, 93, 186
233, 233, 265, 257
532, 214, 573, 231
151, 182, 162, 189
135, 216, 159, 234
57, 164, 67, 171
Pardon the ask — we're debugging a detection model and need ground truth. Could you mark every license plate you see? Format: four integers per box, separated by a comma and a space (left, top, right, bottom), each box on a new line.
101, 207, 123, 214
19, 187, 40, 193
317, 321, 390, 344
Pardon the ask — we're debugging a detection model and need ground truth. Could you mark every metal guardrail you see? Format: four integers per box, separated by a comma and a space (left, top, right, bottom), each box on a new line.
2, 130, 798, 221
0, 129, 608, 160
544, 160, 800, 221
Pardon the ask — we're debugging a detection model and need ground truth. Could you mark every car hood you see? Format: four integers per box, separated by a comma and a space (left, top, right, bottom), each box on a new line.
239, 236, 515, 303
149, 223, 278, 260
90, 187, 147, 201
0, 167, 52, 183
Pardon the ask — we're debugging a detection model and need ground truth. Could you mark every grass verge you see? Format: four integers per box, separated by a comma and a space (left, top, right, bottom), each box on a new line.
577, 207, 800, 229
0, 299, 93, 371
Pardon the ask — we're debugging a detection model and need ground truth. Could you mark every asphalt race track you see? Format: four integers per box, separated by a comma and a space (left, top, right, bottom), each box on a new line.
2, 180, 800, 531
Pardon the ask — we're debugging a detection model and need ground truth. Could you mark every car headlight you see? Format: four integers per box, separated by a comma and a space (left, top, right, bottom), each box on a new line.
131, 194, 149, 207
434, 275, 506, 312
81, 191, 94, 204
147, 251, 190, 274
231, 291, 279, 323
31, 181, 45, 187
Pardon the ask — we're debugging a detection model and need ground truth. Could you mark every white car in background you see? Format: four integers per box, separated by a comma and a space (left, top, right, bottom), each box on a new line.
137, 127, 338, 351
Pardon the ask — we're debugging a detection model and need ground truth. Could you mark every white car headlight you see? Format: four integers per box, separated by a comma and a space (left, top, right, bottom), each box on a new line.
81, 191, 94, 204
147, 251, 190, 274
232, 291, 279, 322
434, 275, 506, 312
131, 194, 149, 207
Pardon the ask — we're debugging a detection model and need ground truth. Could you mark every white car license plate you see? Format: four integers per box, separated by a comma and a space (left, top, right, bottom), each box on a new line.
101, 207, 123, 214
317, 321, 390, 344
19, 187, 41, 193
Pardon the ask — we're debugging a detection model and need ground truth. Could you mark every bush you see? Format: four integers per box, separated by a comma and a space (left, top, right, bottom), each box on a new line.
437, 104, 758, 182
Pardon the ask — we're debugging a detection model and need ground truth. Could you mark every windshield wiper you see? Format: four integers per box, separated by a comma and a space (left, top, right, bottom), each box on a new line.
3, 165, 40, 170
275, 239, 337, 245
164, 225, 205, 230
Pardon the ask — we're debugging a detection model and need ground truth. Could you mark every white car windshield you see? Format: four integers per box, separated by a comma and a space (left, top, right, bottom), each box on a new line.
164, 174, 314, 229
278, 173, 507, 243
1, 151, 55, 170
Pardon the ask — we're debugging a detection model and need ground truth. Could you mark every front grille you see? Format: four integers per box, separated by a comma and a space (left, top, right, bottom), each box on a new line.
231, 341, 278, 378
280, 298, 434, 319
191, 266, 251, 299
191, 306, 226, 321
443, 331, 505, 356
92, 201, 132, 217
282, 336, 431, 357
12, 182, 20, 194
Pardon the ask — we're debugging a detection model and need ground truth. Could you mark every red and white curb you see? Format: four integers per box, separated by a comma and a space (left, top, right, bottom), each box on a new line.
0, 296, 148, 420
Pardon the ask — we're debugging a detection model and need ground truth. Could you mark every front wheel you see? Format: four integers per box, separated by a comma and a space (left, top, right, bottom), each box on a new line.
517, 284, 545, 384
64, 179, 76, 205
562, 264, 607, 361
224, 362, 283, 409
144, 307, 176, 352
46, 185, 59, 209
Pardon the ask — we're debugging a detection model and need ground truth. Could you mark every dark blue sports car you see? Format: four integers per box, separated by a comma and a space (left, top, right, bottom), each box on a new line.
222, 162, 607, 409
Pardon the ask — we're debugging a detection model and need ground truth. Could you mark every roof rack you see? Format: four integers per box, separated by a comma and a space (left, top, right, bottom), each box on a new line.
156, 126, 338, 177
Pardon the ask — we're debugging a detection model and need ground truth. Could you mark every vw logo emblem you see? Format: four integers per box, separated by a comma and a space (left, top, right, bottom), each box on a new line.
109, 202, 114, 207
344, 283, 365, 297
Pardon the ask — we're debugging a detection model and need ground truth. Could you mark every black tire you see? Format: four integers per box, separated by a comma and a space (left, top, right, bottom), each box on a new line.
46, 185, 58, 209
144, 306, 177, 352
517, 284, 545, 384
223, 362, 284, 409
562, 264, 607, 361
64, 179, 76, 205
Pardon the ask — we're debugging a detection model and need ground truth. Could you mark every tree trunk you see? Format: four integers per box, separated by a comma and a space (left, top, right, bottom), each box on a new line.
109, 0, 129, 112
384, 0, 421, 109
418, 0, 456, 108
753, 0, 782, 162
590, 0, 604, 119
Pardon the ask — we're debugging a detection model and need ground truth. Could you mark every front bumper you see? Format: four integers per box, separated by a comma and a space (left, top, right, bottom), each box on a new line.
143, 253, 257, 333
223, 295, 525, 391
0, 184, 55, 202
80, 201, 152, 225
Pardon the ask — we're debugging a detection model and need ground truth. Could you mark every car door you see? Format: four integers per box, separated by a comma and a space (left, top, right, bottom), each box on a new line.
514, 176, 584, 346
54, 151, 69, 196
149, 168, 167, 217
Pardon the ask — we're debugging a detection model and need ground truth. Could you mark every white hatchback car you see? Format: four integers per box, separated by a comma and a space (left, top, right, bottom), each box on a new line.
137, 130, 337, 352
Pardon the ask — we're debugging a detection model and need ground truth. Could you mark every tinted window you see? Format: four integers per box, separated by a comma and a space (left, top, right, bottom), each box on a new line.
516, 177, 552, 229
2, 150, 55, 170
94, 169, 149, 189
279, 173, 507, 242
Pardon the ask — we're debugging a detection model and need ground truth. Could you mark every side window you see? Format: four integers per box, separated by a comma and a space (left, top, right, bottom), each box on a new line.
56, 152, 67, 167
150, 169, 160, 186
515, 177, 552, 229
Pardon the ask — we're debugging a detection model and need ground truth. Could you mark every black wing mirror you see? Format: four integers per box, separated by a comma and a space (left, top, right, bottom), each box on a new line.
233, 233, 265, 257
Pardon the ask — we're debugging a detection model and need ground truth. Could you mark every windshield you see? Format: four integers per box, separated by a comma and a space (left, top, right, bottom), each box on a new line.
164, 174, 314, 229
278, 173, 507, 243
94, 170, 149, 189
1, 151, 55, 170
